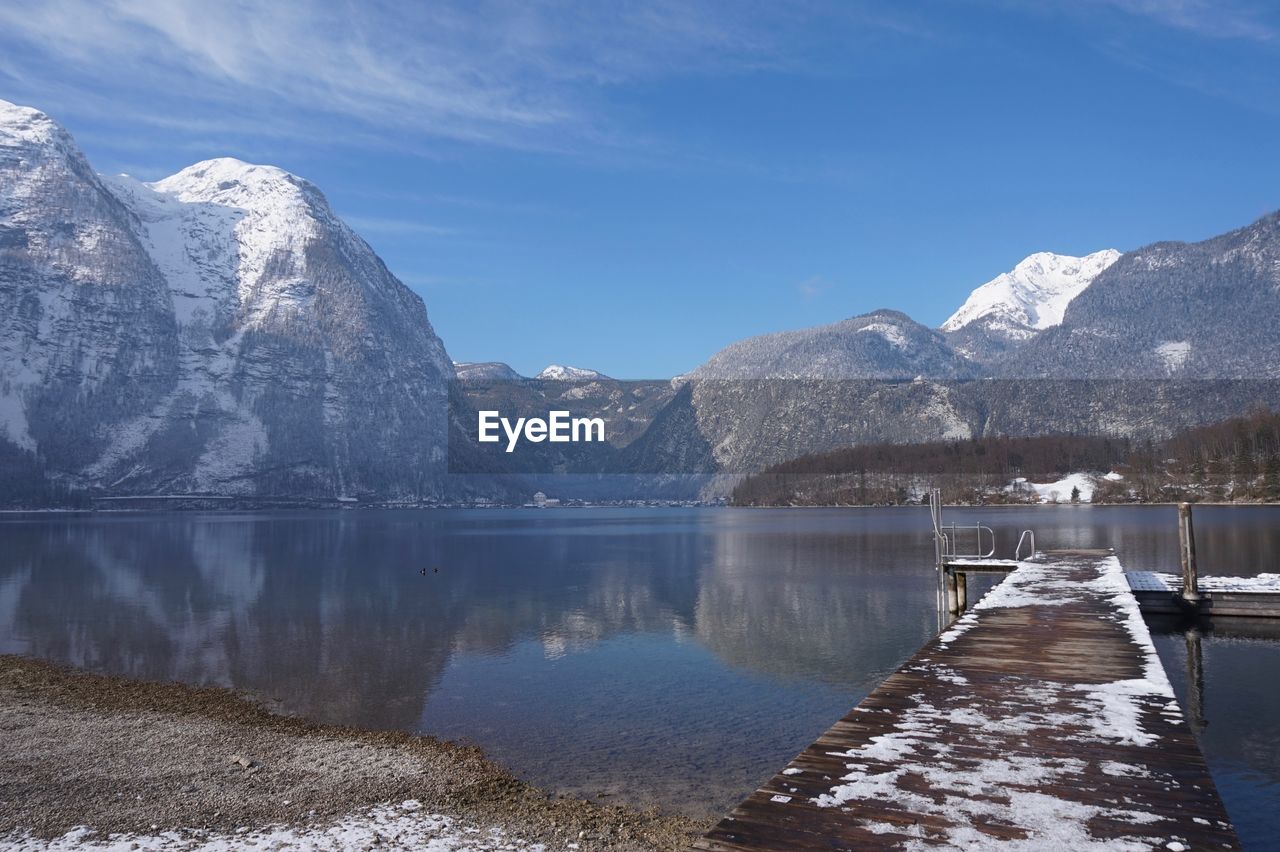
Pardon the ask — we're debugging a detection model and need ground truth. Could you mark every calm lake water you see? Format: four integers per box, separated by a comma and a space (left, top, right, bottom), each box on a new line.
1, 505, 1277, 842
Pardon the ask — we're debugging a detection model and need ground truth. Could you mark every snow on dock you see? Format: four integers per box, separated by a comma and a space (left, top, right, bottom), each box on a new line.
1127, 571, 1280, 618
1126, 571, 1280, 594
692, 551, 1239, 851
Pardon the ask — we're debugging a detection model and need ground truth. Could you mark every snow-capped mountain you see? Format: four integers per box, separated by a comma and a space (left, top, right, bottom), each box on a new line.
0, 98, 456, 500
537, 364, 606, 381
941, 250, 1121, 361
996, 213, 1280, 380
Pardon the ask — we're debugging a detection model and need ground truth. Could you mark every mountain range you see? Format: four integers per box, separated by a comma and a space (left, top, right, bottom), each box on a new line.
2, 97, 1278, 503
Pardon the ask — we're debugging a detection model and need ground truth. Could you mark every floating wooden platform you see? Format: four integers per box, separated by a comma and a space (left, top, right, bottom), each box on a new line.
1128, 570, 1280, 619
692, 551, 1239, 851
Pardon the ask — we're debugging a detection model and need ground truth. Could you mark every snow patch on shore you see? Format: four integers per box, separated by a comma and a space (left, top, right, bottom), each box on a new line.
1009, 472, 1100, 503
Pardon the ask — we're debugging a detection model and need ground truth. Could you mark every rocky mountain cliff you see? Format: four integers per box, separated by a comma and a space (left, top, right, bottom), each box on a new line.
0, 99, 459, 502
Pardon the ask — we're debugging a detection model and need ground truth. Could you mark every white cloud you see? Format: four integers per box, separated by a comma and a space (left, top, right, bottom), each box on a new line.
0, 0, 841, 151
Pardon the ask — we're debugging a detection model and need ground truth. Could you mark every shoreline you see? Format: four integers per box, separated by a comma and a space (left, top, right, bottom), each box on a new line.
3, 501, 1279, 514
0, 655, 705, 850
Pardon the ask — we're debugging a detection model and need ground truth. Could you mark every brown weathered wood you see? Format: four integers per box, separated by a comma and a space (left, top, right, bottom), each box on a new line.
1133, 589, 1280, 618
1179, 502, 1201, 603
691, 551, 1240, 851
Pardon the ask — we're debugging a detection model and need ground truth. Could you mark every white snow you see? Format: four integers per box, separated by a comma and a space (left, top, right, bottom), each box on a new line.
808, 554, 1199, 848
1126, 571, 1280, 593
0, 801, 546, 851
148, 158, 327, 330
942, 249, 1121, 335
856, 321, 909, 349
536, 365, 604, 381
1009, 472, 1099, 503
1154, 341, 1191, 373
0, 99, 65, 147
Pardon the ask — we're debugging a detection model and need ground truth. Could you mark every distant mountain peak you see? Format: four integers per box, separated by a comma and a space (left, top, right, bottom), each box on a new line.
153, 157, 311, 198
942, 249, 1121, 337
691, 309, 974, 381
454, 361, 524, 382
537, 364, 606, 381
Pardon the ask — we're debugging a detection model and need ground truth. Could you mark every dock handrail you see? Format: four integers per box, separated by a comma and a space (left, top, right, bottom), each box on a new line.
928, 490, 997, 560
1015, 529, 1035, 561
940, 522, 996, 559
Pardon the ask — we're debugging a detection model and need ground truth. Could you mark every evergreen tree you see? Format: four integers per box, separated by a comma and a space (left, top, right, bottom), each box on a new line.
1265, 452, 1280, 502
1070, 485, 1081, 504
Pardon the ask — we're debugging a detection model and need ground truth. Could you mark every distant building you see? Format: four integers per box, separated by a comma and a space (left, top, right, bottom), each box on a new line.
532, 491, 548, 507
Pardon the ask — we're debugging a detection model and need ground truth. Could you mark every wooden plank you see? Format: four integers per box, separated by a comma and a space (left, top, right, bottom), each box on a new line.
691, 551, 1240, 850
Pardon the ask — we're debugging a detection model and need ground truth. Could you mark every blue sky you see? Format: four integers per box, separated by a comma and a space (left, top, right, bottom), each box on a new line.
2, 0, 1279, 378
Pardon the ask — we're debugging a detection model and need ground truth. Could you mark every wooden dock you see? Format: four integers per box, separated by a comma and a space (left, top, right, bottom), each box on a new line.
1128, 570, 1280, 619
692, 550, 1240, 851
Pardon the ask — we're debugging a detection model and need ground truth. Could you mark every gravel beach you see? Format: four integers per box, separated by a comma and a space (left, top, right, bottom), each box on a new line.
0, 656, 707, 850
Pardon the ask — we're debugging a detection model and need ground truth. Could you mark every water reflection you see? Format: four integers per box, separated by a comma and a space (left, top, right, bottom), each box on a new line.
694, 511, 938, 687
1150, 619, 1280, 850
1, 506, 1278, 820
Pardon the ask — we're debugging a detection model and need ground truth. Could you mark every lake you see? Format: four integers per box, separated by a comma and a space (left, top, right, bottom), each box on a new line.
1, 505, 1277, 844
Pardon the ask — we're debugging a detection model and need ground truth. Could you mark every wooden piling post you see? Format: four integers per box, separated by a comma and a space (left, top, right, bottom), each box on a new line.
945, 568, 960, 614
956, 571, 967, 612
1178, 503, 1201, 604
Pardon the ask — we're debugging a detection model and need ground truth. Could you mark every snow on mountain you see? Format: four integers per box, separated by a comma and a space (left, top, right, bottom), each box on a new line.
454, 361, 524, 381
941, 250, 1121, 361
692, 309, 974, 380
999, 212, 1280, 379
537, 364, 605, 381
0, 99, 178, 462
943, 250, 1121, 334
0, 98, 456, 499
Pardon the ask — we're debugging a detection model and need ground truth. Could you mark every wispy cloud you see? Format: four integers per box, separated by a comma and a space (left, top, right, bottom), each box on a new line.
1095, 0, 1276, 41
342, 215, 459, 238
0, 0, 848, 154
795, 274, 832, 302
